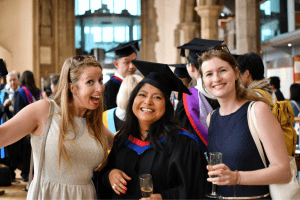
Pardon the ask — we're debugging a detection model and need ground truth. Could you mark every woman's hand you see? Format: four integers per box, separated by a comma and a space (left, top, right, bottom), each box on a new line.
109, 169, 131, 195
207, 164, 237, 186
140, 194, 162, 200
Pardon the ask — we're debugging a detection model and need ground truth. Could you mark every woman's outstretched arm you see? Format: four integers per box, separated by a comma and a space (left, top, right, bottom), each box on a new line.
0, 99, 50, 148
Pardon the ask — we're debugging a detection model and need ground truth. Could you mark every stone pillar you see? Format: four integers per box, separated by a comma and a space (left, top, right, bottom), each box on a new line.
195, 5, 223, 40
140, 0, 158, 62
235, 0, 260, 54
181, 22, 200, 43
226, 19, 235, 51
33, 0, 75, 88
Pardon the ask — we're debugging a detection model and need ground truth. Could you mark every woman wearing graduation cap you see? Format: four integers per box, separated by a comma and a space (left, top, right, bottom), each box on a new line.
175, 38, 221, 152
100, 60, 210, 199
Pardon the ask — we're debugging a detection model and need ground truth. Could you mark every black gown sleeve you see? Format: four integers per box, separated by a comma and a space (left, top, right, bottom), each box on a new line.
159, 135, 211, 199
95, 141, 118, 199
175, 100, 195, 134
0, 93, 11, 119
12, 91, 31, 176
103, 80, 120, 111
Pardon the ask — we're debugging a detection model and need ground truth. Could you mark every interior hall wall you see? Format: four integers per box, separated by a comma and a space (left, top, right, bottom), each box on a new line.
0, 0, 33, 74
154, 0, 181, 64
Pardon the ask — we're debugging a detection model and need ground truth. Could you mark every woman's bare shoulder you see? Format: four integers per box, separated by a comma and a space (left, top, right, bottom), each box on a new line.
33, 99, 51, 113
253, 101, 271, 115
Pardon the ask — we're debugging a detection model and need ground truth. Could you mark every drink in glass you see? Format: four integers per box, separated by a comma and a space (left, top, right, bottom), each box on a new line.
206, 152, 223, 198
139, 174, 153, 197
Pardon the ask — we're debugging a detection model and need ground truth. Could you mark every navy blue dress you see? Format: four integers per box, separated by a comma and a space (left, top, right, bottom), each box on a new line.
207, 101, 270, 198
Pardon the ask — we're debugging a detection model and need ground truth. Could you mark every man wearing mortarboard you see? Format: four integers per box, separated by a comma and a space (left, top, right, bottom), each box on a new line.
103, 40, 141, 110
176, 38, 223, 152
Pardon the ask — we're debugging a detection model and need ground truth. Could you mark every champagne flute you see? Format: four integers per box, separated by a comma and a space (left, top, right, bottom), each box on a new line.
205, 152, 223, 199
139, 174, 153, 197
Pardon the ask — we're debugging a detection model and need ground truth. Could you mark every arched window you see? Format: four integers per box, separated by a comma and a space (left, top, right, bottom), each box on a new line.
75, 0, 141, 64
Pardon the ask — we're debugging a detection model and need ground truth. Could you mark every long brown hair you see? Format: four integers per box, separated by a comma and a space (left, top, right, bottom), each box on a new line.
197, 50, 269, 104
53, 57, 108, 170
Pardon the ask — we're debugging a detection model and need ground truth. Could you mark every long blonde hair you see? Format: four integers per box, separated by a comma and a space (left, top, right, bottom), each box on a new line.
197, 50, 269, 105
54, 56, 108, 170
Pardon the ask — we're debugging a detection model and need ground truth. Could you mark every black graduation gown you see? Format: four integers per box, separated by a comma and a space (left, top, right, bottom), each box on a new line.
0, 90, 22, 178
0, 91, 13, 121
99, 130, 210, 199
103, 79, 121, 111
175, 95, 219, 150
0, 91, 13, 164
13, 91, 31, 177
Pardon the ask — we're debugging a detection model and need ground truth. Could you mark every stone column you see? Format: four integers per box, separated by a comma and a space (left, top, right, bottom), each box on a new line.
226, 19, 235, 51
140, 0, 158, 62
195, 5, 223, 40
33, 0, 75, 88
181, 22, 200, 43
235, 0, 260, 54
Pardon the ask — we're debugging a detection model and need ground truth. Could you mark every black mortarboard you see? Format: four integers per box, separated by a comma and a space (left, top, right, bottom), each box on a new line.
132, 60, 191, 96
177, 38, 224, 69
106, 39, 141, 59
169, 64, 191, 79
0, 59, 8, 78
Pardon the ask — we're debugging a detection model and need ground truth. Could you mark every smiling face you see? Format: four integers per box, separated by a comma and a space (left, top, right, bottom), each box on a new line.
132, 83, 166, 128
201, 56, 239, 99
70, 65, 104, 117
114, 52, 137, 77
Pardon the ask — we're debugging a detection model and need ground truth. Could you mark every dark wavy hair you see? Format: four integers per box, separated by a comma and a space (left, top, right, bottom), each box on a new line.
290, 83, 300, 102
115, 82, 180, 152
20, 71, 40, 101
236, 52, 265, 81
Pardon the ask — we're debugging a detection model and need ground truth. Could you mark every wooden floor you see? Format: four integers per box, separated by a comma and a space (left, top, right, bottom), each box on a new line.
0, 169, 27, 200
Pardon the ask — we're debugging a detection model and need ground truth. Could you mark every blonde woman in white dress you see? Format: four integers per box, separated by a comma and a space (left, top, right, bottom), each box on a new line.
0, 55, 114, 200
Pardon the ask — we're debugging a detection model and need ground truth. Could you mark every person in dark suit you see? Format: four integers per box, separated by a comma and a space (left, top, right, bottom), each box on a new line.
103, 40, 141, 110
269, 76, 285, 101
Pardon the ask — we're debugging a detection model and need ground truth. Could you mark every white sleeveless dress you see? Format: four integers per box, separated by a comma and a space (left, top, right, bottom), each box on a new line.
27, 100, 104, 200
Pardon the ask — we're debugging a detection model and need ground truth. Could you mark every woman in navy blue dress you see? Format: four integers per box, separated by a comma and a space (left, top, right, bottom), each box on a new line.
197, 47, 291, 199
